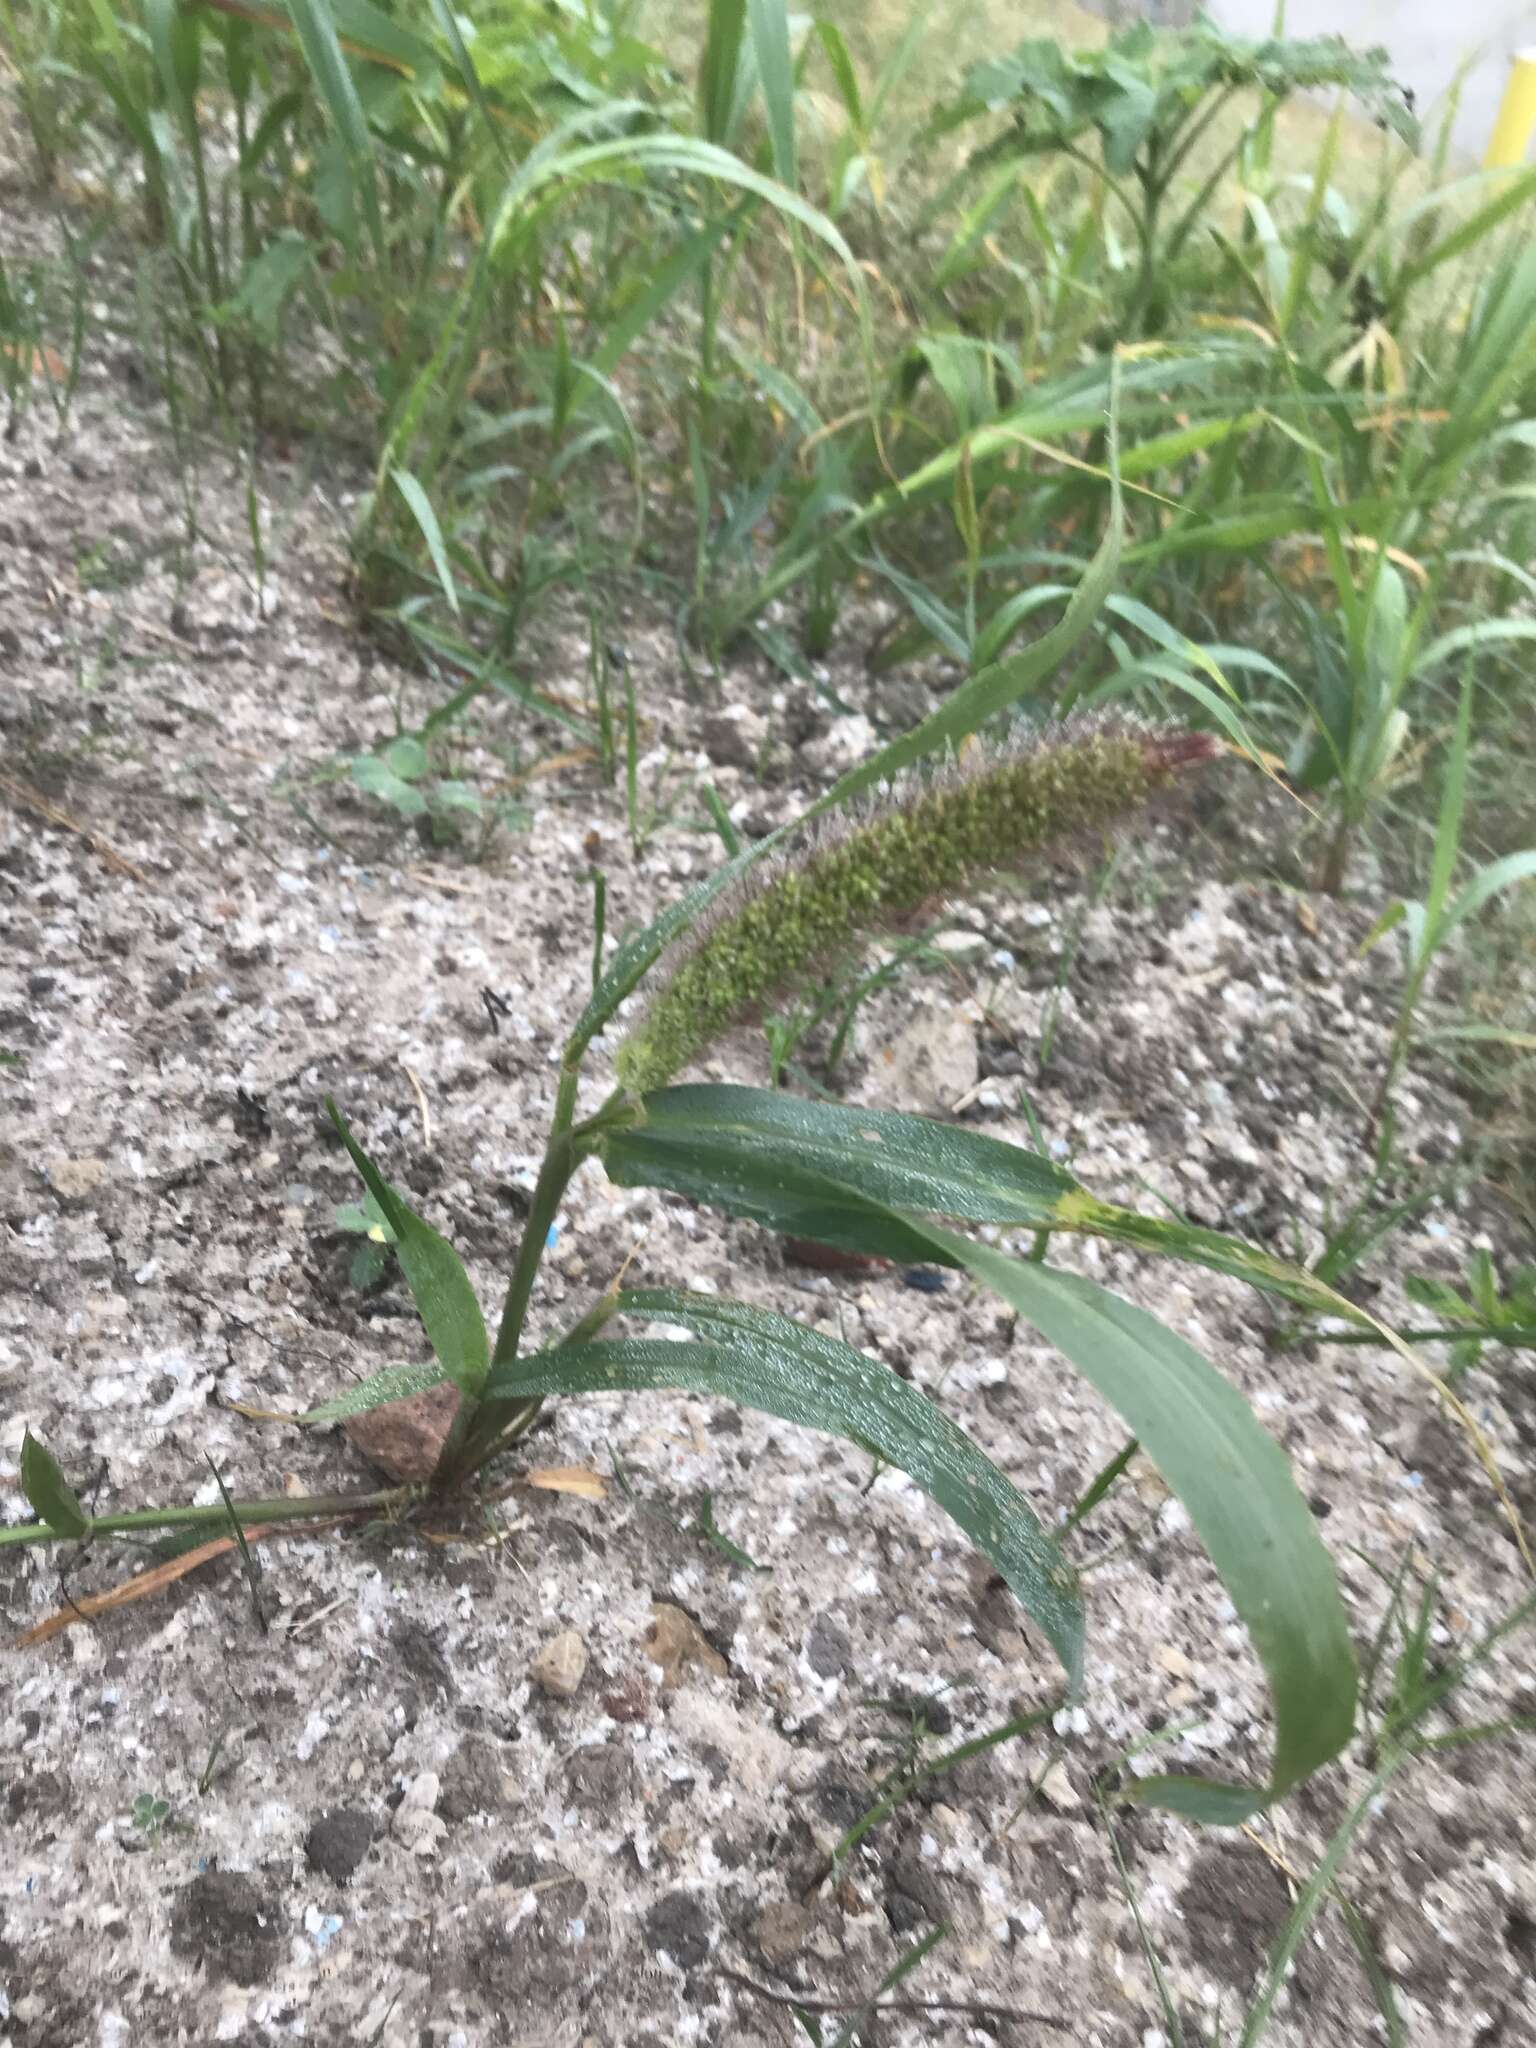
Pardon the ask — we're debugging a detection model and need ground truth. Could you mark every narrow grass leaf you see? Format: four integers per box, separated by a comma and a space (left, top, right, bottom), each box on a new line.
605, 1084, 1076, 1227
206, 1455, 267, 1631
1424, 678, 1473, 950
601, 1086, 1352, 1316
588, 212, 739, 384
392, 468, 460, 616
748, 0, 796, 189
422, 0, 505, 163
813, 19, 862, 128
1413, 619, 1536, 677
289, 1360, 448, 1425
1394, 166, 1536, 294
699, 0, 746, 144
488, 1295, 1084, 1678
916, 1223, 1356, 1817
1444, 850, 1536, 940
286, 0, 383, 260
325, 1099, 488, 1395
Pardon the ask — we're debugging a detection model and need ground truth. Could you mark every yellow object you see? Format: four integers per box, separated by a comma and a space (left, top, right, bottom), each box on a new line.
1485, 49, 1536, 168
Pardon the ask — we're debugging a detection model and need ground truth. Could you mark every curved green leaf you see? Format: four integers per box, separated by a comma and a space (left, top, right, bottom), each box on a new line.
1413, 618, 1536, 678
601, 1085, 1357, 1317
912, 1222, 1356, 1819
326, 1099, 488, 1396
748, 0, 796, 188
20, 1429, 89, 1539
392, 468, 460, 616
605, 1083, 1075, 1235
593, 1134, 1357, 1816
1443, 850, 1536, 939
488, 1292, 1083, 1677
286, 0, 384, 261
699, 0, 746, 144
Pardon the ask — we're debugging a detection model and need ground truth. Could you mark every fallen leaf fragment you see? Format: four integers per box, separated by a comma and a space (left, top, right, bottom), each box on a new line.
524, 1465, 606, 1501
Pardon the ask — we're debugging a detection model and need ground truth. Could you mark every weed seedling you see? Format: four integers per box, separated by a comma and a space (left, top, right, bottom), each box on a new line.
129, 1792, 174, 1839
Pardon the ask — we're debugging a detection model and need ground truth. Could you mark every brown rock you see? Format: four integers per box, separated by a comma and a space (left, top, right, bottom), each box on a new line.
752, 1899, 814, 1964
343, 1379, 460, 1482
47, 1155, 108, 1204
643, 1603, 728, 1688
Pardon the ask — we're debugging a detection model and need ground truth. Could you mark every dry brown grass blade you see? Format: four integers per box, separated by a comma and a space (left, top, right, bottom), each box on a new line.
14, 1525, 278, 1648
0, 770, 149, 884
524, 1466, 607, 1500
0, 341, 67, 378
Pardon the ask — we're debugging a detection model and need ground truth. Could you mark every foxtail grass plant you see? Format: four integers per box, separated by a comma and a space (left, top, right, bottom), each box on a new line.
16, 558, 1412, 1824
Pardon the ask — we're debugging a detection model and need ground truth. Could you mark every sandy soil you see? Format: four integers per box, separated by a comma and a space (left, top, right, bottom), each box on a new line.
3, 204, 1535, 2048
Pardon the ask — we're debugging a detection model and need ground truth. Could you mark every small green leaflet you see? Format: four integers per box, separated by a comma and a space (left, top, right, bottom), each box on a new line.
326, 1099, 488, 1397
20, 1429, 90, 1539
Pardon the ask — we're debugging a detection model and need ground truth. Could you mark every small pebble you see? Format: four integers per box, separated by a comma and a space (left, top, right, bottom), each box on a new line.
532, 1628, 589, 1699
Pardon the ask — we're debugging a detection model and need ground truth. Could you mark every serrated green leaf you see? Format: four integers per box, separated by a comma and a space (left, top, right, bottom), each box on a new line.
20, 1429, 90, 1538
488, 1293, 1083, 1677
326, 1100, 488, 1396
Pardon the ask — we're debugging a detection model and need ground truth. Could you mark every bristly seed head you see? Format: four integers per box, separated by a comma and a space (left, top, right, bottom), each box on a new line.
615, 720, 1218, 1096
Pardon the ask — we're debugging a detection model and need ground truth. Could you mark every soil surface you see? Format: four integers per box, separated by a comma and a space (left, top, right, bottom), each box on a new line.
3, 190, 1535, 2048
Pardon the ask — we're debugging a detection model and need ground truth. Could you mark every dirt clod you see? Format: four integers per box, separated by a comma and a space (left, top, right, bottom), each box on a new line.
304, 1807, 375, 1884
168, 1869, 283, 1986
643, 1889, 713, 1970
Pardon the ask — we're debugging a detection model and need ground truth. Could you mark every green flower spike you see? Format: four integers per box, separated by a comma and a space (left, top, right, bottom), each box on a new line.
616, 721, 1219, 1095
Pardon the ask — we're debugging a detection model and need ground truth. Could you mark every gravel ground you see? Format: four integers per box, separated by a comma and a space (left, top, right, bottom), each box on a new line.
3, 192, 1535, 2048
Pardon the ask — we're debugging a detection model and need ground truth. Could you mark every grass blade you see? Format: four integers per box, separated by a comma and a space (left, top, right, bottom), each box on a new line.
748, 0, 796, 190
326, 1098, 488, 1396
699, 0, 746, 144
488, 1293, 1085, 1679
286, 0, 383, 261
392, 467, 460, 616
601, 1085, 1358, 1317
919, 1224, 1356, 1817
248, 1360, 450, 1426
